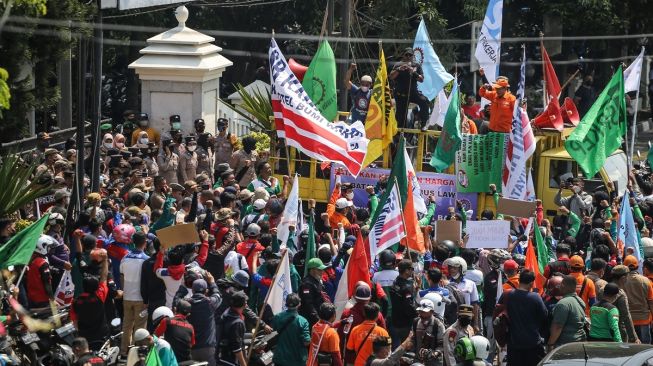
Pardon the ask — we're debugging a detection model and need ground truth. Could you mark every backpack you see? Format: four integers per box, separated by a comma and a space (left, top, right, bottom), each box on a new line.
443, 283, 464, 327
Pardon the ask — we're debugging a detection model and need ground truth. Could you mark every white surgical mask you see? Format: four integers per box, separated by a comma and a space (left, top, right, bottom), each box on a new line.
187, 145, 197, 152
103, 142, 113, 149
346, 192, 354, 200
139, 138, 149, 145
360, 86, 369, 93
139, 121, 148, 127
172, 122, 181, 130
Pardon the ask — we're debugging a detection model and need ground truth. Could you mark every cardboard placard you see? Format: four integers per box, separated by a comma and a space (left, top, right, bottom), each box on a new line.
156, 223, 200, 249
465, 220, 510, 249
434, 220, 462, 243
497, 198, 537, 218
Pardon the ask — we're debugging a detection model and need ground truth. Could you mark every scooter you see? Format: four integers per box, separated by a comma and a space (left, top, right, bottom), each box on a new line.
97, 318, 123, 365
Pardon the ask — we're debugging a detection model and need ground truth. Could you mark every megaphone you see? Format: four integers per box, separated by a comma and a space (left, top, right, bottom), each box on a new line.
288, 58, 308, 82
532, 99, 564, 131
561, 97, 580, 126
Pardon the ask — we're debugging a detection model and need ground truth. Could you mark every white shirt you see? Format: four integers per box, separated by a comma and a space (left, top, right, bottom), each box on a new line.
224, 251, 249, 279
119, 251, 149, 302
372, 269, 399, 287
452, 277, 479, 305
155, 268, 183, 309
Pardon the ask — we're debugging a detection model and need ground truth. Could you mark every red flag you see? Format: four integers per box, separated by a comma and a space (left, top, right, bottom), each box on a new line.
542, 45, 561, 103
348, 230, 371, 296
525, 238, 546, 293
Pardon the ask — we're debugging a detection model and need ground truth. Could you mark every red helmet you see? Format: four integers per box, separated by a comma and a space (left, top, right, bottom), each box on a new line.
112, 224, 135, 244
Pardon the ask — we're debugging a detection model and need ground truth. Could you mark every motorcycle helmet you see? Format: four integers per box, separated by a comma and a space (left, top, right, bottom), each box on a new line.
35, 235, 58, 255
465, 269, 484, 287
422, 292, 446, 318
512, 254, 526, 268
184, 268, 202, 288
48, 212, 65, 226
112, 224, 135, 244
487, 249, 511, 269
439, 240, 457, 257
470, 335, 490, 360
443, 256, 467, 276
454, 337, 475, 362
379, 249, 396, 270
152, 306, 174, 323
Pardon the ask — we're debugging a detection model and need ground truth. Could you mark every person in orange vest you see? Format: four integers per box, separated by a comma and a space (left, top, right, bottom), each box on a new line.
478, 70, 516, 133
569, 255, 596, 317
502, 259, 520, 294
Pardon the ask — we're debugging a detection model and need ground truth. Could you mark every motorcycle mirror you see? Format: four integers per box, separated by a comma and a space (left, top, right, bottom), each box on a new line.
110, 318, 121, 327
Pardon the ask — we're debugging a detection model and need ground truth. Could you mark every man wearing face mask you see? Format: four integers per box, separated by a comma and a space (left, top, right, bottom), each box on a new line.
442, 305, 475, 366
158, 139, 180, 184
161, 115, 185, 150
179, 136, 199, 183
389, 48, 429, 129
554, 177, 593, 218
344, 63, 372, 124
193, 119, 213, 177
131, 113, 160, 146
231, 136, 258, 188
213, 118, 237, 179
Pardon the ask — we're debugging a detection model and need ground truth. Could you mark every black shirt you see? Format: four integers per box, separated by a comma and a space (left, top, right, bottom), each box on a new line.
218, 308, 246, 366
390, 276, 417, 327
392, 61, 423, 96
499, 289, 548, 349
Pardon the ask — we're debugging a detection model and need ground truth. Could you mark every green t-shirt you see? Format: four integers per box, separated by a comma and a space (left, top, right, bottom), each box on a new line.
248, 177, 281, 196
271, 309, 310, 366
552, 294, 587, 344
589, 301, 622, 342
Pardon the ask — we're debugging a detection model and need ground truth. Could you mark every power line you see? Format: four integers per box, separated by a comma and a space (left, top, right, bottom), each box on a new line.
6, 14, 653, 45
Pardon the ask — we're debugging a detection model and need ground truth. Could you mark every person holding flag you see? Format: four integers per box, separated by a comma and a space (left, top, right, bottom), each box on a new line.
478, 73, 516, 133
390, 48, 429, 129
344, 63, 373, 123
270, 293, 311, 366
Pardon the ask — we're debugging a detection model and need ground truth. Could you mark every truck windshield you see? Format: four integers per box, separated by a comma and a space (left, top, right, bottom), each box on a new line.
602, 152, 628, 196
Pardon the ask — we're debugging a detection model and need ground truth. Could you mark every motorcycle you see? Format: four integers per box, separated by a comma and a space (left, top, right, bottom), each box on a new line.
245, 331, 277, 366
97, 318, 122, 365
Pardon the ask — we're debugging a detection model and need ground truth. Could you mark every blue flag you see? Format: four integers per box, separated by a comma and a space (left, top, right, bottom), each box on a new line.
619, 191, 641, 268
413, 19, 453, 101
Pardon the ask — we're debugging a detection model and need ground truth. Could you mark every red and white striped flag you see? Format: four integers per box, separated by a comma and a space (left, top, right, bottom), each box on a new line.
269, 38, 369, 176
368, 180, 406, 263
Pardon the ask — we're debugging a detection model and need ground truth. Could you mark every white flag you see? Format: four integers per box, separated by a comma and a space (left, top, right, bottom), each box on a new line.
426, 89, 453, 128
265, 251, 293, 315
404, 145, 427, 214
368, 181, 407, 263
525, 169, 535, 202
276, 174, 299, 250
334, 254, 353, 321
54, 270, 75, 306
474, 0, 503, 83
624, 47, 645, 93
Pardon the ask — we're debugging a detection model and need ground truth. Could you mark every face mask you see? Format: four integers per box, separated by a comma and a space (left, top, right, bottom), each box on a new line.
172, 122, 181, 130
187, 145, 197, 152
360, 86, 369, 93
346, 192, 354, 200
115, 142, 125, 149
458, 317, 472, 327
139, 138, 149, 145
139, 121, 148, 127
573, 186, 581, 194
103, 142, 113, 149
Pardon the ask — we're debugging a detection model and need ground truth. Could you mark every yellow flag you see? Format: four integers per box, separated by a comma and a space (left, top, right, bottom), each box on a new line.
362, 48, 398, 168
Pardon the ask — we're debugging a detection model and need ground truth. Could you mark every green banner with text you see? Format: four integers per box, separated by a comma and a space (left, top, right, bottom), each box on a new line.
455, 132, 507, 193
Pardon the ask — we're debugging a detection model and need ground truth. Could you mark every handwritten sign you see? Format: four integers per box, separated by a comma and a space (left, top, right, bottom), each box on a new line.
465, 220, 510, 248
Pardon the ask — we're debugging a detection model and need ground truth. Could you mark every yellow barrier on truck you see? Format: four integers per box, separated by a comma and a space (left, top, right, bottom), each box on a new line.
271, 122, 627, 221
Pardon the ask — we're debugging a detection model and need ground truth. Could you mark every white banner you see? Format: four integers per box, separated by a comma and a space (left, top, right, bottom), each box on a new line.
276, 174, 299, 250
466, 220, 510, 248
624, 47, 645, 93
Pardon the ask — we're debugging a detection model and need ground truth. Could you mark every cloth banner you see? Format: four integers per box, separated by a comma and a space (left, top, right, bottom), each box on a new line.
456, 132, 508, 193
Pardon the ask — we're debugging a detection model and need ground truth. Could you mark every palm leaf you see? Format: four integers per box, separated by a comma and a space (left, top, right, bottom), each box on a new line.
0, 154, 53, 218
220, 83, 273, 132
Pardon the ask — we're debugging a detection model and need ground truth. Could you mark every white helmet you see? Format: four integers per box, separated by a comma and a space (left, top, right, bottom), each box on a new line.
422, 292, 446, 318
35, 235, 58, 255
444, 256, 467, 275
152, 306, 174, 322
470, 335, 490, 360
465, 269, 484, 286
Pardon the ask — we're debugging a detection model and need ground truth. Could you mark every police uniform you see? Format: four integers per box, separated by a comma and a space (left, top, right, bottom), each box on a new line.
443, 320, 474, 366
214, 134, 235, 167
195, 145, 212, 177
179, 149, 198, 183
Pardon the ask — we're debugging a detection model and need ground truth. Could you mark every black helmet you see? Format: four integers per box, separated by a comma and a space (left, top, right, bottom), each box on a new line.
487, 249, 511, 269
512, 254, 526, 267
440, 240, 456, 256
379, 249, 396, 270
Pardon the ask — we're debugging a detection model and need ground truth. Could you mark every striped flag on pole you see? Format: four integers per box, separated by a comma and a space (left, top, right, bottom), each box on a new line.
368, 179, 407, 263
269, 38, 369, 176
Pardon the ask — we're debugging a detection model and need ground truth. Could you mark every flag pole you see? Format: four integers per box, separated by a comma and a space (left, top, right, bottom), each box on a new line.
540, 33, 548, 107
246, 250, 288, 362
629, 46, 645, 169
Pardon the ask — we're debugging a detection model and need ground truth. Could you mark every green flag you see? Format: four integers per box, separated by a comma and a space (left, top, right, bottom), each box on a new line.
302, 40, 338, 122
0, 214, 49, 269
564, 67, 626, 177
533, 221, 549, 274
648, 144, 653, 168
304, 210, 316, 276
145, 345, 163, 366
430, 79, 461, 172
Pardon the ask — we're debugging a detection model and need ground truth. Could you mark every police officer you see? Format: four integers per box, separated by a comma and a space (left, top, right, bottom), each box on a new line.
193, 119, 213, 177
299, 258, 330, 326
443, 305, 475, 366
213, 118, 237, 180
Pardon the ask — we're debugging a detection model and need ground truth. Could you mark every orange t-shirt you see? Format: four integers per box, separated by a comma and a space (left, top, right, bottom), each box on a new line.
570, 272, 596, 316
633, 277, 653, 326
478, 86, 516, 133
502, 275, 519, 293
346, 321, 389, 366
307, 321, 340, 366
